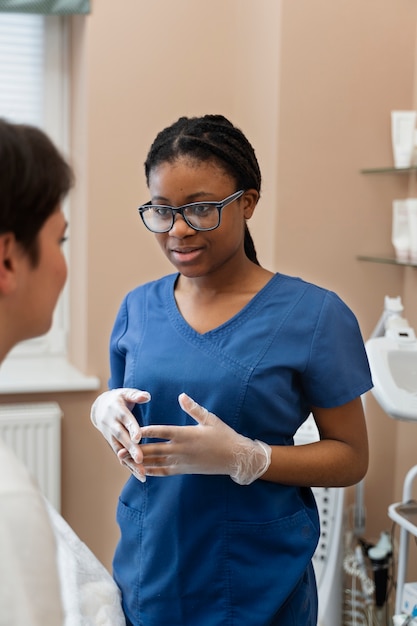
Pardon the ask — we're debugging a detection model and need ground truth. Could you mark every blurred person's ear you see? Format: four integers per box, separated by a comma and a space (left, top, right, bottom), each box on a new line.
0, 233, 19, 295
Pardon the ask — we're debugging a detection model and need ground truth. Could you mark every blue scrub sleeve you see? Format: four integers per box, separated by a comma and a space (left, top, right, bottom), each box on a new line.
302, 291, 373, 408
108, 295, 129, 389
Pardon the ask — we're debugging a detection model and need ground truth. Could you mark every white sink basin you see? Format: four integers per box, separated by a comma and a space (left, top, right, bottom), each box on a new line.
388, 350, 417, 394
366, 335, 417, 421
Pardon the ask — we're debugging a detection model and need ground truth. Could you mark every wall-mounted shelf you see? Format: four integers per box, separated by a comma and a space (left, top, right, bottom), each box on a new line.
360, 166, 417, 175
358, 166, 417, 266
357, 255, 417, 268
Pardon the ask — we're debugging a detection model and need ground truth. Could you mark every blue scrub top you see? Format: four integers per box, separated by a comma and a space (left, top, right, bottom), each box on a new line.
109, 272, 373, 626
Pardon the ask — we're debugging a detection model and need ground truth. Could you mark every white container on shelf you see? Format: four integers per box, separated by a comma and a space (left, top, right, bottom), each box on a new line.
391, 111, 417, 168
392, 199, 410, 262
406, 198, 417, 264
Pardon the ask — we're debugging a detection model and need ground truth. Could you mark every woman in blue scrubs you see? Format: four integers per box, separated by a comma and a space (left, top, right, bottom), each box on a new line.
91, 114, 372, 626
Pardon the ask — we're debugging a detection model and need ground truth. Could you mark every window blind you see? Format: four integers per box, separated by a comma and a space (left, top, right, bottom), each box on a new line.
0, 0, 89, 14
0, 13, 69, 360
0, 14, 44, 126
0, 12, 99, 389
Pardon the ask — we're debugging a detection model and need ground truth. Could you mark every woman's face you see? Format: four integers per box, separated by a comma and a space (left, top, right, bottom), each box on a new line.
18, 207, 68, 339
148, 157, 257, 279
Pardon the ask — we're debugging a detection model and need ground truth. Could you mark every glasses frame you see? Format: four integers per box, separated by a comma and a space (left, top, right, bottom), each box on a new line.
137, 189, 245, 233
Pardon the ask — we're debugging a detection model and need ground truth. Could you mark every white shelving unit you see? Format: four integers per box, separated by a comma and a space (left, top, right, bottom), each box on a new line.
388, 465, 417, 615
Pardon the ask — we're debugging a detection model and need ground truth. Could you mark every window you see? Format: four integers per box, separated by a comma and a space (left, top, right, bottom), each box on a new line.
0, 13, 68, 358
0, 14, 99, 392
0, 14, 44, 125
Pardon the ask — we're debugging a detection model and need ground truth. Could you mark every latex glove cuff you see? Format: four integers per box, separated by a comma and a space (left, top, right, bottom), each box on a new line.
230, 438, 272, 486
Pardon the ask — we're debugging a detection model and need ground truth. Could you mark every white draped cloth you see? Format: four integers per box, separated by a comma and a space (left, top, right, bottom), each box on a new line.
46, 500, 126, 626
0, 436, 125, 626
0, 440, 63, 626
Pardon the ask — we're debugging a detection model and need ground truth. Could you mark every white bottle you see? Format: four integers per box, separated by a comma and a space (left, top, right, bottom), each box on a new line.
391, 111, 417, 168
413, 129, 417, 166
392, 199, 410, 262
406, 197, 417, 264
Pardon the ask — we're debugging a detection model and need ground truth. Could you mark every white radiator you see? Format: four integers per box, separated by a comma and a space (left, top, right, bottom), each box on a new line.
0, 402, 62, 510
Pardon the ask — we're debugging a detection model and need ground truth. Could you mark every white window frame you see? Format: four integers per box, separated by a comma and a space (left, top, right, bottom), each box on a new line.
5, 16, 69, 359
0, 15, 99, 392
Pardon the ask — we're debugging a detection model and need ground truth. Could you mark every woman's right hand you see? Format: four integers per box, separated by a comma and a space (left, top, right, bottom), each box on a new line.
90, 388, 151, 482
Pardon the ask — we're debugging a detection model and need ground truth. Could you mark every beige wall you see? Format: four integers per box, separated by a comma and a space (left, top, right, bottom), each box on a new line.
274, 1, 417, 551
4, 0, 417, 570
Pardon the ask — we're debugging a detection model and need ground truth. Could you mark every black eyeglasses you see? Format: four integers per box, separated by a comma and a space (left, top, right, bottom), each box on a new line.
137, 189, 245, 233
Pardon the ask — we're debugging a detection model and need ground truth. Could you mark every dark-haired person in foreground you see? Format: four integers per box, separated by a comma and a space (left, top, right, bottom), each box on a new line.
0, 119, 125, 626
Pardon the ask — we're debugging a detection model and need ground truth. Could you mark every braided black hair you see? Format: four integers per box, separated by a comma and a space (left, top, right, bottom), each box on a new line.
144, 115, 261, 265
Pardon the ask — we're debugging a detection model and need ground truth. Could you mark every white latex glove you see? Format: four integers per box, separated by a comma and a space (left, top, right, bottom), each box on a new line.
137, 393, 271, 485
90, 388, 151, 482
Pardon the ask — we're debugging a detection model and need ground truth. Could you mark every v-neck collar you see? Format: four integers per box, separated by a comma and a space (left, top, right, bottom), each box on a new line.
165, 272, 281, 338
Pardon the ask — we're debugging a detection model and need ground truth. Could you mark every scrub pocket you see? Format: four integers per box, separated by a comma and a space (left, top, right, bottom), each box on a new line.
224, 509, 318, 625
113, 498, 143, 623
270, 561, 318, 626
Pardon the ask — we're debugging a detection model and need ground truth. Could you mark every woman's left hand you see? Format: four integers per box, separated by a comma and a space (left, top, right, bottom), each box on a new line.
122, 393, 271, 485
